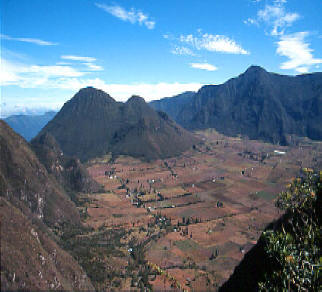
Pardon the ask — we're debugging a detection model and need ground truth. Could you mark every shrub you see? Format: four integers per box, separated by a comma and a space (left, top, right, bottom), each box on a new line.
259, 170, 321, 291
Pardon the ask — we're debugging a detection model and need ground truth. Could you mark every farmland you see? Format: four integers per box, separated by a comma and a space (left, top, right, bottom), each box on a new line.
74, 130, 321, 290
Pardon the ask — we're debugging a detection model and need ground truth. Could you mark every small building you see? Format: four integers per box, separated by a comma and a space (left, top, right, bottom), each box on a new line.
274, 150, 286, 155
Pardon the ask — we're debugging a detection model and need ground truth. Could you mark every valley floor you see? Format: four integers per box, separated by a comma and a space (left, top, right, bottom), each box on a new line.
71, 130, 322, 290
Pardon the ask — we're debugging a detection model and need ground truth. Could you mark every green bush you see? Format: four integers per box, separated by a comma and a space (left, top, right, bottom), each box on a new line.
259, 170, 321, 291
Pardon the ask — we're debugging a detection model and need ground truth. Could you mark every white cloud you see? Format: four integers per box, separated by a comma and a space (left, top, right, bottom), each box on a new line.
61, 55, 96, 62
257, 4, 299, 35
190, 63, 218, 71
56, 62, 71, 65
245, 1, 321, 73
1, 81, 203, 117
0, 34, 57, 46
276, 32, 322, 72
0, 103, 62, 118
0, 59, 86, 87
0, 59, 21, 84
98, 82, 203, 101
60, 55, 103, 71
274, 0, 287, 4
1, 59, 202, 102
95, 3, 155, 29
83, 63, 103, 71
243, 18, 258, 25
27, 65, 85, 77
63, 79, 204, 101
179, 33, 249, 55
171, 46, 196, 56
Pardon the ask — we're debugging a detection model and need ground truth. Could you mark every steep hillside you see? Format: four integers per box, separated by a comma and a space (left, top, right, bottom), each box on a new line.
0, 120, 94, 291
149, 91, 195, 121
3, 111, 57, 141
0, 197, 94, 291
0, 120, 80, 226
151, 66, 322, 145
36, 87, 199, 161
31, 132, 102, 194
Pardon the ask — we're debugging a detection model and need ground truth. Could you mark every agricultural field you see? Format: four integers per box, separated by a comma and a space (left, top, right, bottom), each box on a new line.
73, 130, 322, 290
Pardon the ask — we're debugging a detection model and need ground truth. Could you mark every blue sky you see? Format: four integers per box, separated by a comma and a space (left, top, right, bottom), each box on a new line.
1, 0, 321, 116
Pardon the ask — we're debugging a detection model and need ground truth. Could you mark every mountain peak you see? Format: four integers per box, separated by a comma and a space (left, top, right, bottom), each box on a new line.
126, 95, 146, 104
77, 86, 101, 94
37, 88, 199, 161
246, 65, 266, 71
73, 87, 115, 102
150, 66, 322, 145
244, 65, 267, 74
239, 65, 269, 81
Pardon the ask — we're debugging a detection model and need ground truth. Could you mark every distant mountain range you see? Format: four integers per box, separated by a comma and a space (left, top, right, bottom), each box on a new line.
35, 87, 199, 162
4, 66, 322, 152
3, 111, 57, 141
150, 66, 322, 145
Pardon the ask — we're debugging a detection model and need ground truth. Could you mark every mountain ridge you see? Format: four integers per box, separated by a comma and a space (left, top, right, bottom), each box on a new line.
31, 131, 102, 194
0, 120, 94, 290
150, 66, 322, 145
3, 111, 57, 141
36, 87, 199, 162
0, 120, 80, 226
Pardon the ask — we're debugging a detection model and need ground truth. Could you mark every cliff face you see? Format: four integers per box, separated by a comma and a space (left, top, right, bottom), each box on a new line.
150, 91, 195, 122
150, 66, 322, 145
31, 132, 102, 194
36, 87, 199, 162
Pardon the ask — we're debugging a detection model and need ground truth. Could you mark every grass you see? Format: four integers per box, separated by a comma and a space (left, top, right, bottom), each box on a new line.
140, 194, 158, 202
87, 154, 113, 165
174, 240, 199, 251
255, 191, 276, 201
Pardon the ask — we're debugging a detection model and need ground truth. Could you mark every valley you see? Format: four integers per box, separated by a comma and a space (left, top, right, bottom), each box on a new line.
70, 130, 321, 290
2, 0, 321, 289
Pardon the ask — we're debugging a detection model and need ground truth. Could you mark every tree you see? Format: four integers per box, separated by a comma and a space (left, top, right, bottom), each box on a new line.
259, 170, 321, 291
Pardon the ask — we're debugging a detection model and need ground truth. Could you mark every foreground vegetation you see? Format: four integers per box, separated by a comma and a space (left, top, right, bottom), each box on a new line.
259, 170, 321, 291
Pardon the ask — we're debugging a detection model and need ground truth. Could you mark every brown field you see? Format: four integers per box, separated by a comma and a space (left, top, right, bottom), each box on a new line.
82, 129, 321, 290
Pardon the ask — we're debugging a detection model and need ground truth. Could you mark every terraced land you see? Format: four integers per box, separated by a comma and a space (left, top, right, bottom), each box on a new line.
79, 130, 322, 290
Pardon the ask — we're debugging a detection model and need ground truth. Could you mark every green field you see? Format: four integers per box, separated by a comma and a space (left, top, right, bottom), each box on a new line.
174, 240, 199, 251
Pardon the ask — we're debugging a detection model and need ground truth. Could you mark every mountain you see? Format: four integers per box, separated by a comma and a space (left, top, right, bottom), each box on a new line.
149, 91, 195, 122
35, 87, 199, 162
31, 132, 102, 194
3, 111, 57, 141
0, 120, 80, 226
0, 197, 94, 291
150, 66, 322, 145
0, 120, 94, 291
